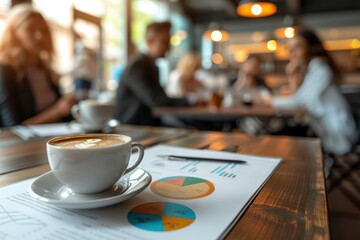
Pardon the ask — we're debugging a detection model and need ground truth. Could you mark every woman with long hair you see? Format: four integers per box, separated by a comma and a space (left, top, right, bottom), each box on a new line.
0, 4, 75, 127
261, 28, 357, 156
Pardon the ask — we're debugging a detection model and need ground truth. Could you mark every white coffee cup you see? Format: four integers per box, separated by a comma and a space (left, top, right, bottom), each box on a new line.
47, 134, 144, 194
71, 99, 116, 127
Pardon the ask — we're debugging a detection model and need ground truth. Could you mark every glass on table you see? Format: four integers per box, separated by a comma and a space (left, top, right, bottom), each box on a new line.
237, 87, 271, 107
209, 91, 224, 110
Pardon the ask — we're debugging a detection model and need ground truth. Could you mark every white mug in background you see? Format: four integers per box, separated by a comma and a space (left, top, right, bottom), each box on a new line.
47, 134, 144, 194
71, 99, 116, 127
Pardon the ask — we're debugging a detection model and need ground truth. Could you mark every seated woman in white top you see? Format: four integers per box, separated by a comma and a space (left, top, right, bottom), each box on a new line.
261, 28, 357, 156
166, 52, 205, 98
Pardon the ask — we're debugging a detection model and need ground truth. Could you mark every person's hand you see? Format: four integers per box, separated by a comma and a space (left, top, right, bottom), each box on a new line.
55, 95, 77, 117
22, 95, 78, 125
254, 95, 272, 107
285, 58, 302, 76
261, 97, 272, 107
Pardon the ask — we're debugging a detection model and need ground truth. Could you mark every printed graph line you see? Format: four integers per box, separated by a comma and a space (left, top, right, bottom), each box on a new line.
180, 162, 194, 170
149, 158, 243, 180
217, 163, 231, 174
0, 205, 45, 226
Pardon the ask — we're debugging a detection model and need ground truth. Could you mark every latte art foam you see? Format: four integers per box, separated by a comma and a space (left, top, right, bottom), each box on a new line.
53, 137, 124, 149
76, 139, 102, 149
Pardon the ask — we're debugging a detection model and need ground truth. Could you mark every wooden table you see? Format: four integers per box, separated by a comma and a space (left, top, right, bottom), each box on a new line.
0, 124, 190, 175
0, 127, 329, 239
165, 132, 329, 239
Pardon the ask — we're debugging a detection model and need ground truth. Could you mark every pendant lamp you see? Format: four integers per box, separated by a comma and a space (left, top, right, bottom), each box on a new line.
204, 22, 230, 42
275, 15, 301, 39
237, 0, 277, 18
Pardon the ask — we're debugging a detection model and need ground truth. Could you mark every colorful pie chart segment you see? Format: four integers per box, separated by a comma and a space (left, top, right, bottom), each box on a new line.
151, 176, 215, 200
127, 202, 195, 232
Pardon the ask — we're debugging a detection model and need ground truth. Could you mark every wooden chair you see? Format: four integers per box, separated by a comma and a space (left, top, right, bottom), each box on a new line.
326, 85, 360, 208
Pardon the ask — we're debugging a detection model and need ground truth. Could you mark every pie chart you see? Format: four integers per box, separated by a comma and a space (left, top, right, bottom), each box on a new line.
150, 176, 215, 200
127, 202, 195, 232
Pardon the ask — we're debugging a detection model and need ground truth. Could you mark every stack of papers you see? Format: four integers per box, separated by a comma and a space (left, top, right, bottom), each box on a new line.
0, 145, 282, 240
12, 123, 80, 140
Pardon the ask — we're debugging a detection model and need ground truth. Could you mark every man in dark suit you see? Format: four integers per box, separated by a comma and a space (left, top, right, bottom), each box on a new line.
114, 21, 191, 126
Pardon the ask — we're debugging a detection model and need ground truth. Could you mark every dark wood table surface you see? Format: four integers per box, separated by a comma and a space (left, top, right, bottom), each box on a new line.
0, 124, 190, 175
0, 125, 329, 239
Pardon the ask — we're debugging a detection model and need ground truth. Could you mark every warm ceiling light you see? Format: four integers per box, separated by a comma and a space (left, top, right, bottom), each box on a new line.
212, 53, 224, 65
267, 40, 277, 51
211, 30, 223, 42
237, 0, 277, 18
325, 39, 360, 51
284, 27, 295, 39
275, 26, 296, 39
204, 22, 230, 42
204, 30, 229, 42
251, 4, 262, 16
211, 53, 224, 65
351, 39, 360, 49
275, 14, 299, 39
170, 35, 181, 46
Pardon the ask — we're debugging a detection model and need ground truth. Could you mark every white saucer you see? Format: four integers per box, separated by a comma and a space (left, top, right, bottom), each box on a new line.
69, 121, 104, 132
29, 168, 151, 209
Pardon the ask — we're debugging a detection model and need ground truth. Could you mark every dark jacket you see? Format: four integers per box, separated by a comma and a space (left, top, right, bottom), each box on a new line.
255, 76, 271, 91
0, 64, 60, 127
114, 53, 189, 126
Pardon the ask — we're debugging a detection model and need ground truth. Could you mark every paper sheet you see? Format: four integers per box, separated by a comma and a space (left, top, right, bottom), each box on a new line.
11, 123, 80, 140
0, 145, 282, 240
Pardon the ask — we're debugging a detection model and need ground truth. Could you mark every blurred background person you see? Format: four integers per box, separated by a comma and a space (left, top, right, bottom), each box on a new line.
277, 57, 305, 96
71, 32, 97, 100
233, 55, 270, 93
0, 4, 75, 127
233, 55, 282, 135
114, 21, 192, 126
260, 28, 358, 157
166, 52, 205, 98
229, 55, 271, 109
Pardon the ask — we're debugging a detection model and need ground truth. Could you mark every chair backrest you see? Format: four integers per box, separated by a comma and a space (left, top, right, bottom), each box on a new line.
340, 84, 360, 145
341, 85, 360, 116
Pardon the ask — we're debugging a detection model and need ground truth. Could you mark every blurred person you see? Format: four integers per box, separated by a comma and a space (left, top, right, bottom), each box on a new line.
233, 55, 270, 93
114, 21, 192, 126
166, 52, 205, 97
233, 55, 283, 135
72, 33, 97, 100
260, 28, 357, 156
114, 41, 139, 84
0, 4, 75, 127
231, 55, 271, 109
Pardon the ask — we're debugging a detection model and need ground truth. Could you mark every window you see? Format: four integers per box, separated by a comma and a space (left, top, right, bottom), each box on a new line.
33, 0, 126, 92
